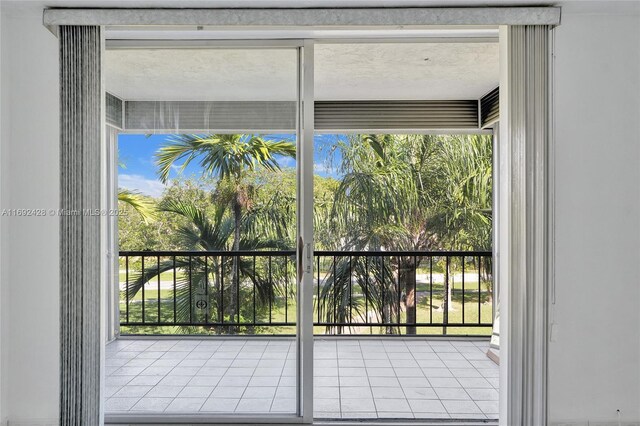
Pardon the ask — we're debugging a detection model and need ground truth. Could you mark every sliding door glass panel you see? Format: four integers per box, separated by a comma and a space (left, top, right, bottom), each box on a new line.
105, 46, 300, 418
311, 41, 497, 421
312, 42, 497, 336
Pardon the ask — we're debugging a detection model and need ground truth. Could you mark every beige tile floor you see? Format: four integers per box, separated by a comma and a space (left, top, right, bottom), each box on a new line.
105, 338, 498, 420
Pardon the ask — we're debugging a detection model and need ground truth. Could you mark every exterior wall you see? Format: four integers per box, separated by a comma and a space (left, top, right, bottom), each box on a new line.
548, 5, 640, 424
0, 1, 638, 424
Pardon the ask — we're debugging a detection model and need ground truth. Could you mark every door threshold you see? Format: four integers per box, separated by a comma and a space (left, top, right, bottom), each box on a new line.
314, 420, 498, 426
106, 418, 497, 426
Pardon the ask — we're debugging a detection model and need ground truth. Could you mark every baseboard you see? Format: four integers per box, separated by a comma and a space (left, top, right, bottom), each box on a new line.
486, 347, 499, 365
550, 422, 640, 426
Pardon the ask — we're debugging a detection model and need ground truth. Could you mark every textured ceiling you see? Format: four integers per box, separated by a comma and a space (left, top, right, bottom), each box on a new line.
315, 42, 498, 100
105, 48, 299, 101
105, 42, 499, 101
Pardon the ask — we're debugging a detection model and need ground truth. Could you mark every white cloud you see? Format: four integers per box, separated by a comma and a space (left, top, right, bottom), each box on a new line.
314, 162, 330, 173
279, 156, 296, 168
118, 174, 166, 198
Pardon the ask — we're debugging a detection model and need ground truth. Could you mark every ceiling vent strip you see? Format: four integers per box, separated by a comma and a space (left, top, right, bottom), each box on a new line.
480, 87, 499, 128
124, 100, 297, 133
315, 100, 479, 131
105, 92, 124, 129
119, 99, 483, 133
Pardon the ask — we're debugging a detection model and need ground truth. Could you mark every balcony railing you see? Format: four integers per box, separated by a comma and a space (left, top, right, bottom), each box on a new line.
119, 250, 493, 336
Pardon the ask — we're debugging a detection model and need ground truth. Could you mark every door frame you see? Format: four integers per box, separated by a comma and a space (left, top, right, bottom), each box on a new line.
103, 39, 314, 425
101, 35, 501, 426
49, 8, 559, 425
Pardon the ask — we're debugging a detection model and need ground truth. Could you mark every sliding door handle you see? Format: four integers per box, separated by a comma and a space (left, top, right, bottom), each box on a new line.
298, 237, 313, 275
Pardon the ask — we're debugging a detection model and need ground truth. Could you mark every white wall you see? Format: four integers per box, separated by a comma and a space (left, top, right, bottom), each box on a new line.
0, 3, 4, 422
548, 4, 640, 424
0, 3, 60, 424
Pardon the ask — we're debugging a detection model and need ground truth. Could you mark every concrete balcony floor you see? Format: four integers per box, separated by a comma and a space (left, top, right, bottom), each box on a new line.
105, 337, 498, 421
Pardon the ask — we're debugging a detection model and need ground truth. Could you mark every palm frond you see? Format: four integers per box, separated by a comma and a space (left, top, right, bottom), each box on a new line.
158, 199, 231, 251
155, 134, 296, 183
117, 189, 158, 224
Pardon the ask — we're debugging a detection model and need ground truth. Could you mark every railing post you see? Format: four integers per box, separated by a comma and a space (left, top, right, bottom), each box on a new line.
141, 255, 145, 324
317, 255, 321, 325
157, 255, 161, 324
252, 256, 257, 325
364, 256, 369, 329
333, 255, 337, 334
443, 255, 449, 335
285, 255, 289, 324
268, 255, 273, 324
429, 257, 433, 325
220, 255, 224, 328
188, 255, 193, 324
478, 255, 482, 324
172, 256, 177, 324
203, 255, 209, 324
125, 255, 129, 324
236, 253, 241, 326
462, 255, 465, 325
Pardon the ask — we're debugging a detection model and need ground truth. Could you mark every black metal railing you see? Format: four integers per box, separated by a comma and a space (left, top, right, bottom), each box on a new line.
119, 250, 493, 335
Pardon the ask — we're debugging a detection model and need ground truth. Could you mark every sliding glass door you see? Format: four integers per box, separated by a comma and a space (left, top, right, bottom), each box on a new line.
104, 40, 313, 422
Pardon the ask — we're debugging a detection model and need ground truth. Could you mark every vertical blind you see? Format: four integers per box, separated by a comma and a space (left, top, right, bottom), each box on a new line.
505, 24, 550, 426
59, 25, 102, 426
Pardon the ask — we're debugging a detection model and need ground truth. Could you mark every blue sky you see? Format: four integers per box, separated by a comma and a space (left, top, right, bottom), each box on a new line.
118, 133, 346, 197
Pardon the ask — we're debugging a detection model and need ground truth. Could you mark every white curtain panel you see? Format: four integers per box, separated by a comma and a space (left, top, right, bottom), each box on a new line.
505, 24, 550, 426
59, 25, 102, 425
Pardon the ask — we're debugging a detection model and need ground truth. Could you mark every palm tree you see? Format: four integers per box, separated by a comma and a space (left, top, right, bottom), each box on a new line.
125, 199, 292, 333
320, 134, 442, 334
436, 135, 493, 251
434, 135, 493, 310
155, 134, 296, 326
319, 134, 492, 335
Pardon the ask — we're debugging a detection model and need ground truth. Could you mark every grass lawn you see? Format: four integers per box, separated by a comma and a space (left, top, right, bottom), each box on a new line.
119, 270, 186, 283
119, 284, 493, 337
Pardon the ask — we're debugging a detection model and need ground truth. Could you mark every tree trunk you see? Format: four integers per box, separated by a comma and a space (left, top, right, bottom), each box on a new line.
442, 260, 454, 334
214, 261, 224, 324
441, 261, 455, 312
229, 200, 242, 333
399, 257, 417, 335
383, 302, 394, 335
483, 258, 493, 304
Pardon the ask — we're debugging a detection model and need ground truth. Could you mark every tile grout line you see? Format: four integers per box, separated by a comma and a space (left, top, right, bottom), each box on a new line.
105, 338, 497, 418
432, 341, 485, 420
383, 338, 416, 419
107, 339, 165, 411
402, 338, 428, 419
202, 339, 245, 413
218, 339, 249, 414
348, 340, 378, 418
159, 340, 202, 413
268, 340, 292, 413
111, 340, 163, 409
328, 340, 341, 418
233, 339, 279, 414
121, 339, 223, 413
